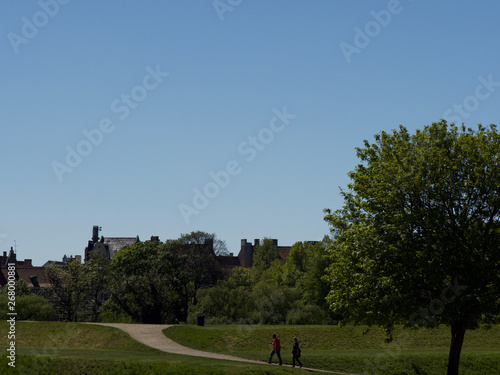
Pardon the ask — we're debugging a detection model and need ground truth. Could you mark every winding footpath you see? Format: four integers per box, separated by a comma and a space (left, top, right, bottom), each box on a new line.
88, 323, 359, 375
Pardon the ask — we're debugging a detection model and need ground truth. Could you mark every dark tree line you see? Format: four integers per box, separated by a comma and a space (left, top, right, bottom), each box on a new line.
40, 233, 334, 326
190, 238, 335, 325
43, 231, 223, 324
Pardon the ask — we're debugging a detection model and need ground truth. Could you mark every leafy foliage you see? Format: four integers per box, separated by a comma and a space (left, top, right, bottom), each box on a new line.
252, 238, 282, 272
107, 234, 223, 323
324, 121, 500, 374
191, 239, 333, 325
0, 294, 58, 321
46, 257, 94, 322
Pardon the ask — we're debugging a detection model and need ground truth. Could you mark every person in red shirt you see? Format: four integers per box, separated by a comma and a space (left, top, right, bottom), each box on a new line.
267, 333, 282, 365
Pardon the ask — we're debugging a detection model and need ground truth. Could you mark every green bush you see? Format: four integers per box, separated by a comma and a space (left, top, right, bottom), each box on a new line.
251, 284, 299, 324
191, 284, 256, 324
286, 303, 328, 325
0, 294, 57, 321
98, 299, 134, 323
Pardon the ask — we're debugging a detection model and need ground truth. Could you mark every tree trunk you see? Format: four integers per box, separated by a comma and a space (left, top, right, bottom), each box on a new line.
447, 322, 466, 375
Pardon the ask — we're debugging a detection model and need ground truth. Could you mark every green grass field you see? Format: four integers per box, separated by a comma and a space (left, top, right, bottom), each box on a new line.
0, 322, 499, 374
0, 322, 295, 374
164, 324, 500, 375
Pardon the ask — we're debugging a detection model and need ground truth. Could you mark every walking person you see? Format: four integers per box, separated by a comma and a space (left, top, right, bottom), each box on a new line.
292, 336, 302, 368
267, 333, 282, 365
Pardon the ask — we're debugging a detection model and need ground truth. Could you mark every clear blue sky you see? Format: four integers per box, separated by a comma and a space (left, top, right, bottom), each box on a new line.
2, 1, 500, 265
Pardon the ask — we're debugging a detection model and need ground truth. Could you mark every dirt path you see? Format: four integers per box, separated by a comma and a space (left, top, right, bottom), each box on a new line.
87, 323, 359, 375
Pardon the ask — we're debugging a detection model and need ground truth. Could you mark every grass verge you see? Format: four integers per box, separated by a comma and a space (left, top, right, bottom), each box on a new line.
164, 324, 500, 375
0, 322, 298, 374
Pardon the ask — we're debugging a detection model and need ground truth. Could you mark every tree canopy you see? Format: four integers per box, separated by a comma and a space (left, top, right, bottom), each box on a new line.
193, 239, 333, 325
106, 232, 223, 323
324, 121, 500, 375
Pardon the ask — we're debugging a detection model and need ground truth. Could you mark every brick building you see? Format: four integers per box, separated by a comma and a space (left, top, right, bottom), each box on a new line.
0, 247, 50, 290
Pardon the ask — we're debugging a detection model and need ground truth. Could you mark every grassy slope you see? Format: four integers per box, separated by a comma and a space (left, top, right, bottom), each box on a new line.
0, 322, 295, 375
164, 324, 500, 375
1, 322, 499, 374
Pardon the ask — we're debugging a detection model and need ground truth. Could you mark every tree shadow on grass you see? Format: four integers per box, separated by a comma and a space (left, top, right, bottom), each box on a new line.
411, 363, 428, 375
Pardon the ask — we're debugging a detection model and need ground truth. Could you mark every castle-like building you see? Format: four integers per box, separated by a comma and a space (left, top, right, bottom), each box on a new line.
84, 225, 297, 272
0, 225, 314, 289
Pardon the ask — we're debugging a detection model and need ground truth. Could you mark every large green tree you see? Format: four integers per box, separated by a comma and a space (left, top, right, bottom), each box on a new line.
253, 238, 282, 272
46, 258, 90, 321
324, 121, 500, 375
85, 251, 110, 321
283, 240, 332, 313
107, 240, 184, 323
107, 232, 223, 323
175, 231, 224, 307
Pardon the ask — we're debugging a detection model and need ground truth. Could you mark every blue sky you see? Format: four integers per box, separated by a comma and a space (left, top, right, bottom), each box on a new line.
2, 1, 500, 265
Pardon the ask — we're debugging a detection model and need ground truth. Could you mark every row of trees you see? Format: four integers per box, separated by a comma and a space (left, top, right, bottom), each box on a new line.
42, 231, 224, 324
39, 233, 334, 325
1, 232, 334, 325
191, 238, 334, 325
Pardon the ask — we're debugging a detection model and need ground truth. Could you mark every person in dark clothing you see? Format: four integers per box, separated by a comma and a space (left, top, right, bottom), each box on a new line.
267, 334, 282, 365
292, 336, 302, 368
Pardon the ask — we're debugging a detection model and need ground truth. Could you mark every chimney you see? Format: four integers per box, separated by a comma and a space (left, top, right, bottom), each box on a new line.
30, 275, 40, 288
92, 226, 99, 242
7, 247, 16, 264
24, 259, 32, 267
150, 236, 159, 242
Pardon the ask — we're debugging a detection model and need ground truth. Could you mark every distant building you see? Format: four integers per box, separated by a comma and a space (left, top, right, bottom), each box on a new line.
237, 239, 293, 268
216, 252, 241, 273
219, 238, 316, 272
1, 226, 316, 291
0, 247, 50, 289
83, 225, 316, 273
84, 225, 141, 261
43, 254, 82, 267
84, 226, 164, 261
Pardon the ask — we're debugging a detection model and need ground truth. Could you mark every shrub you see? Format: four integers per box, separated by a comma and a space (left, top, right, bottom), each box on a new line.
0, 294, 58, 321
286, 303, 328, 325
98, 299, 134, 323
